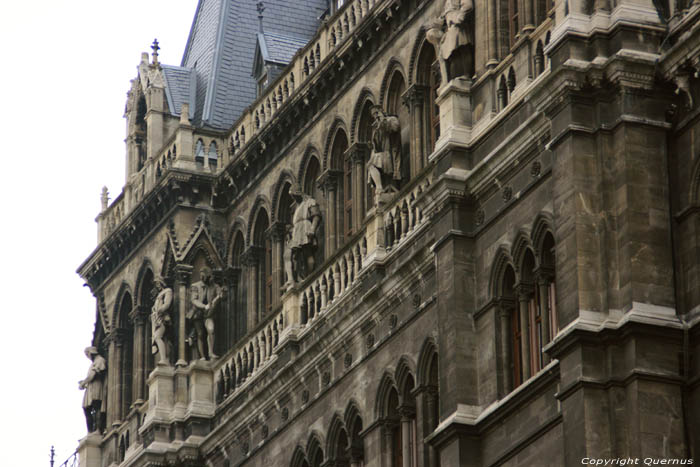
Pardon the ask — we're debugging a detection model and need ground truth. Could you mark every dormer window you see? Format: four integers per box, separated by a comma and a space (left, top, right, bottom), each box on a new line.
257, 72, 268, 97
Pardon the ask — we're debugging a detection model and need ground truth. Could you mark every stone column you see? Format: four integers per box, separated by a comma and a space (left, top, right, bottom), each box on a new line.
320, 170, 341, 254
225, 266, 242, 343
399, 406, 416, 467
174, 264, 193, 367
522, 0, 534, 33
130, 305, 149, 405
242, 246, 261, 327
425, 388, 439, 467
516, 284, 533, 381
402, 84, 427, 178
487, 0, 498, 67
535, 268, 553, 361
348, 143, 369, 229
268, 222, 286, 309
383, 423, 396, 467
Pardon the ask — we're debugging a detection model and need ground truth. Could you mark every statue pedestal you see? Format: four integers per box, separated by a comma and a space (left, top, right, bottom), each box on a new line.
78, 432, 102, 467
143, 365, 175, 428
187, 359, 215, 418
432, 77, 472, 162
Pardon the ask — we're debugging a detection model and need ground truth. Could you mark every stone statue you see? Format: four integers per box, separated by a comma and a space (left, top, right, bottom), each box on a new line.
151, 278, 173, 365
426, 0, 474, 83
188, 266, 222, 360
285, 186, 322, 285
283, 224, 294, 286
79, 346, 107, 433
367, 106, 402, 197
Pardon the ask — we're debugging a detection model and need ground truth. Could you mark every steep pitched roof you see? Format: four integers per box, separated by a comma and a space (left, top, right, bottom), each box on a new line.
179, 0, 327, 130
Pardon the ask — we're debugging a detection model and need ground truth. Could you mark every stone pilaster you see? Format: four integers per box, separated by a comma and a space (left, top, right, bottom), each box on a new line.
402, 84, 428, 178
174, 264, 192, 367
242, 246, 262, 327
129, 304, 149, 405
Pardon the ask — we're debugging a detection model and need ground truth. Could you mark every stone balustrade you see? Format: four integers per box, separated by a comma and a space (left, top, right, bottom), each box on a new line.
214, 310, 285, 403
298, 233, 368, 327
383, 175, 432, 251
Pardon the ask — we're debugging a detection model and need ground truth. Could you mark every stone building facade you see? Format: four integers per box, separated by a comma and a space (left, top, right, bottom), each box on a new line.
76, 0, 700, 465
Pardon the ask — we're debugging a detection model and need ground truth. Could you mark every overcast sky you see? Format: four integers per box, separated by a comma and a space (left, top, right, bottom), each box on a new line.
0, 2, 195, 465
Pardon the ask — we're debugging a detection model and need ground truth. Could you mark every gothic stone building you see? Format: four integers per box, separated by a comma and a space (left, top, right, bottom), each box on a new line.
76, 0, 700, 465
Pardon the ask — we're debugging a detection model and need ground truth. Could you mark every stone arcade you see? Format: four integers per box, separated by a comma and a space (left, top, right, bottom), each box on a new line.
76, 0, 700, 466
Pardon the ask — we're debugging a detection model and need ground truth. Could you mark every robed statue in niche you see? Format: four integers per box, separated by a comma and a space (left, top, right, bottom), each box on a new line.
426, 0, 475, 83
79, 346, 107, 433
188, 266, 223, 360
367, 105, 402, 197
284, 186, 322, 286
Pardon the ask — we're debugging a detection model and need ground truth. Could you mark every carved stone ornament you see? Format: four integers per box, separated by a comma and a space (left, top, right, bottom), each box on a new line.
366, 333, 375, 349
475, 209, 485, 226
413, 294, 422, 308
502, 186, 513, 203
530, 161, 542, 178
322, 371, 331, 386
281, 407, 289, 421
389, 314, 398, 329
302, 390, 310, 404
261, 425, 269, 439
344, 353, 353, 369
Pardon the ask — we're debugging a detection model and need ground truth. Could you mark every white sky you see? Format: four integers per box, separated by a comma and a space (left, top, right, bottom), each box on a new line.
0, 2, 195, 465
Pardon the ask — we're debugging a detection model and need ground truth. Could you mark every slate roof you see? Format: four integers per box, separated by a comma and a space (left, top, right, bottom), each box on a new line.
178, 0, 327, 130
162, 65, 196, 119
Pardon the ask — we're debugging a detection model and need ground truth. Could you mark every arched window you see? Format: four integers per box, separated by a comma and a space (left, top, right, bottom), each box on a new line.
253, 210, 272, 318
208, 141, 218, 168
135, 95, 147, 172
195, 139, 205, 165
356, 99, 375, 212
386, 70, 409, 185
509, 0, 519, 47
346, 408, 365, 465
137, 269, 155, 396
330, 127, 350, 247
230, 231, 247, 342
117, 292, 134, 420
398, 371, 418, 467
308, 437, 324, 467
416, 41, 440, 159
539, 232, 557, 342
278, 182, 295, 288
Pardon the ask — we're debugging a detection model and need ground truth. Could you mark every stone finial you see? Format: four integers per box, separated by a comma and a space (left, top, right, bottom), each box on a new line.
151, 39, 160, 65
101, 187, 109, 212
257, 2, 265, 33
141, 52, 149, 65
